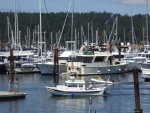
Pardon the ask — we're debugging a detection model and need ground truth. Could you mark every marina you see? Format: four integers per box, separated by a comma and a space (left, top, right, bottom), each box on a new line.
0, 72, 150, 113
0, 0, 150, 113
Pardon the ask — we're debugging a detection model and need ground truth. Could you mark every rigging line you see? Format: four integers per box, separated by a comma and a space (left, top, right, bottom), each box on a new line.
57, 1, 72, 46
17, 0, 21, 12
44, 0, 48, 13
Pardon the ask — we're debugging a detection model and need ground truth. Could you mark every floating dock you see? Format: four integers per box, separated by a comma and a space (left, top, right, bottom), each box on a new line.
0, 91, 27, 101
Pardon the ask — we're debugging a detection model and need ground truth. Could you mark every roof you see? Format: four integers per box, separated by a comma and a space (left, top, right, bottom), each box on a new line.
59, 51, 76, 57
65, 80, 85, 84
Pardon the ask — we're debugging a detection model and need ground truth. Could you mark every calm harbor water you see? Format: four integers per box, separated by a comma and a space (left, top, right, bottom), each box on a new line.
0, 72, 150, 113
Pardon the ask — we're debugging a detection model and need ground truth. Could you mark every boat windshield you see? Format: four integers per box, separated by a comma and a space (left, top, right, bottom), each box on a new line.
68, 56, 93, 63
94, 56, 105, 62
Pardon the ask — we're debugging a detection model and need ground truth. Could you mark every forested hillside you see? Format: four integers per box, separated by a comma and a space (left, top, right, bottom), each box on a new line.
0, 11, 147, 49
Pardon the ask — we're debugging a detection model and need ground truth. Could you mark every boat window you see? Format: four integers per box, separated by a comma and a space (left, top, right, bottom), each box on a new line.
72, 84, 77, 87
67, 84, 72, 87
113, 55, 124, 59
83, 57, 93, 63
142, 64, 150, 69
67, 83, 78, 87
68, 56, 76, 62
83, 51, 93, 55
94, 56, 105, 62
79, 84, 83, 87
100, 47, 108, 52
59, 57, 68, 60
76, 56, 93, 63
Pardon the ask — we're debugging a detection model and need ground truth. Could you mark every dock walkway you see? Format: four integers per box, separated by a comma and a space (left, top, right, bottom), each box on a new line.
0, 91, 27, 101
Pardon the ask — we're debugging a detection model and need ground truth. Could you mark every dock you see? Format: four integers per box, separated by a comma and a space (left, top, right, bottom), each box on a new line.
0, 91, 27, 101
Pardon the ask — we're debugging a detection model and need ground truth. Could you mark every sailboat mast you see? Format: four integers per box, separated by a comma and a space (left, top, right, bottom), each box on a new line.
39, 0, 42, 58
146, 0, 149, 45
14, 0, 16, 49
131, 11, 134, 50
71, 0, 74, 50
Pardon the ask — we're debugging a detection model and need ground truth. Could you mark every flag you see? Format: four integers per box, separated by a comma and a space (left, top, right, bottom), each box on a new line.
104, 13, 114, 24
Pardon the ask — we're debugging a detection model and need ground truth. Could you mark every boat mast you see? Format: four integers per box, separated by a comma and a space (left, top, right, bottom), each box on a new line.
71, 0, 74, 50
14, 0, 16, 49
131, 10, 134, 50
146, 0, 149, 46
39, 0, 42, 59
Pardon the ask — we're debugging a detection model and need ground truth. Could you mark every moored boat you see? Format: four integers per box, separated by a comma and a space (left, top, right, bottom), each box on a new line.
45, 77, 109, 96
90, 77, 114, 84
67, 44, 127, 75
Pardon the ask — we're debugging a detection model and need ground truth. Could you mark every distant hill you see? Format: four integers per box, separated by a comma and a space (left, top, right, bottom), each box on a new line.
0, 12, 147, 49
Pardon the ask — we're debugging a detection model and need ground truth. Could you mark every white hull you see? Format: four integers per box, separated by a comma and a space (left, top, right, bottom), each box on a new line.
37, 63, 67, 75
68, 63, 127, 75
90, 78, 114, 84
37, 63, 53, 75
15, 68, 40, 74
45, 86, 108, 96
141, 61, 150, 79
141, 69, 150, 78
125, 63, 142, 71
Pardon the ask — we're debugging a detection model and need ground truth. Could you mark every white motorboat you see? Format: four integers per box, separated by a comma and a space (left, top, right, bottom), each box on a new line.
90, 77, 114, 84
45, 77, 109, 96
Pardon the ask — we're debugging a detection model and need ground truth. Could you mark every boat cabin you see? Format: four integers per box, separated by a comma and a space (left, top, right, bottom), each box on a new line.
122, 57, 147, 64
67, 55, 112, 64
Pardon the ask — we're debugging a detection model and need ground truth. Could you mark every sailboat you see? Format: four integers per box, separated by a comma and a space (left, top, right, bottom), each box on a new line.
37, 0, 76, 75
4, 0, 38, 74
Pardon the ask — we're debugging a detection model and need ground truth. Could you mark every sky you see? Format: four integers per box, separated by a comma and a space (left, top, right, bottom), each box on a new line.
0, 0, 149, 15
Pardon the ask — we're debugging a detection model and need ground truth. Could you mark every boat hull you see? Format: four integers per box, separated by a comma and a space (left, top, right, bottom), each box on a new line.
141, 68, 150, 79
90, 78, 114, 84
0, 63, 7, 73
125, 63, 142, 71
46, 86, 108, 96
37, 63, 67, 75
79, 64, 127, 75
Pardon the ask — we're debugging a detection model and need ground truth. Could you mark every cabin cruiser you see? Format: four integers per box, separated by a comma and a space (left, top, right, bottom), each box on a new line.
66, 44, 127, 75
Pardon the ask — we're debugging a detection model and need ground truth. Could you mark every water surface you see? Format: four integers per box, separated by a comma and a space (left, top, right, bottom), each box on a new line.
0, 72, 150, 113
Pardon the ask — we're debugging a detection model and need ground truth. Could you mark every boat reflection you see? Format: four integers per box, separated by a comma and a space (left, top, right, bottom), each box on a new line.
49, 96, 105, 113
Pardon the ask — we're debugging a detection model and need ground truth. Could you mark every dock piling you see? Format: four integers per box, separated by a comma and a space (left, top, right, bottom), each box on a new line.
10, 48, 15, 82
133, 68, 142, 113
53, 45, 59, 85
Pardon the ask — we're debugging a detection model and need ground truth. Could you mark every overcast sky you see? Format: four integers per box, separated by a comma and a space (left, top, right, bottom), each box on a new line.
0, 0, 149, 15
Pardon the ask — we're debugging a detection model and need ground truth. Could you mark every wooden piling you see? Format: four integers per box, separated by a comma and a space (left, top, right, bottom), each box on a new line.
10, 48, 15, 82
53, 46, 59, 85
133, 68, 143, 113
